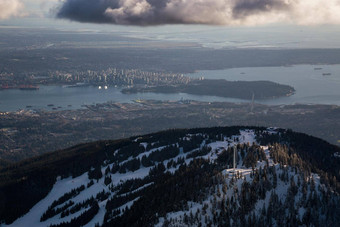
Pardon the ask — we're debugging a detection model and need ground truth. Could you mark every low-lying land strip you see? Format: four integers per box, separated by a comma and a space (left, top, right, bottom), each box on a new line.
0, 100, 339, 166
122, 79, 295, 99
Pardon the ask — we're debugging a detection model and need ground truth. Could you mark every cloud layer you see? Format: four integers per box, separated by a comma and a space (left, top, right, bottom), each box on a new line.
0, 0, 24, 20
56, 0, 340, 26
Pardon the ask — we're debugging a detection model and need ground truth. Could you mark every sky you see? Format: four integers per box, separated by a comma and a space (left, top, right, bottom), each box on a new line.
1, 0, 340, 49
2, 0, 340, 26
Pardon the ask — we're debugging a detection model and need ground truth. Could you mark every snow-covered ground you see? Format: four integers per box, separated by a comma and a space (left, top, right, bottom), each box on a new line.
5, 128, 329, 227
155, 130, 326, 227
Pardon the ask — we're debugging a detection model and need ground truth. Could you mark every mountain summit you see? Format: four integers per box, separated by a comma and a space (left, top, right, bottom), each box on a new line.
0, 126, 339, 226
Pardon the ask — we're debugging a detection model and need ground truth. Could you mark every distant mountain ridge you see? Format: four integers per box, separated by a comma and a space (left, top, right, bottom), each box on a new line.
0, 126, 339, 226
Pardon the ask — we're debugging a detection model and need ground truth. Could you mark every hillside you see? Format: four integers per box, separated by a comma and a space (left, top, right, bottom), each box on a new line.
0, 126, 339, 226
0, 159, 10, 169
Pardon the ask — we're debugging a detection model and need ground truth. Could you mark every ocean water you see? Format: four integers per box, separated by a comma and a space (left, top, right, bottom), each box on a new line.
1, 64, 340, 112
188, 64, 340, 106
0, 85, 246, 112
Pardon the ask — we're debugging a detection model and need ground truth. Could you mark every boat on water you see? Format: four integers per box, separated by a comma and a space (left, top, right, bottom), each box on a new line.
62, 82, 90, 88
322, 73, 332, 76
314, 67, 323, 70
19, 85, 39, 90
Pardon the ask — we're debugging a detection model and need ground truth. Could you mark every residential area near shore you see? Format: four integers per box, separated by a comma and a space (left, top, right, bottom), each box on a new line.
1, 100, 339, 166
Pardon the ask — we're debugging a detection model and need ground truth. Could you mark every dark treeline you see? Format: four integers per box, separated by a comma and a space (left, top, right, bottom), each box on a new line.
257, 129, 340, 192
49, 201, 99, 227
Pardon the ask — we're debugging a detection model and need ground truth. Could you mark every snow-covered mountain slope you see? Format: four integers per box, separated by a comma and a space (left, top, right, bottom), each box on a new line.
1, 127, 340, 226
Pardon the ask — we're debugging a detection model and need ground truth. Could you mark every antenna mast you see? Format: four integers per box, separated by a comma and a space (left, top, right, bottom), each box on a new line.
233, 145, 236, 174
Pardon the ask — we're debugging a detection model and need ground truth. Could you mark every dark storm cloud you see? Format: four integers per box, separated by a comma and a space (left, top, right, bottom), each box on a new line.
55, 0, 340, 26
232, 0, 290, 18
56, 0, 119, 23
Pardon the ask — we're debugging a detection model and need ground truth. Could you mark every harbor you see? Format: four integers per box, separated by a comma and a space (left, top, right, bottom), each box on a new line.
1, 64, 340, 112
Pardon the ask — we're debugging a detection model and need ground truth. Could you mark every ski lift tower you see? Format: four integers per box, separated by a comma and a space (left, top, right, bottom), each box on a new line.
229, 145, 237, 177
233, 145, 236, 175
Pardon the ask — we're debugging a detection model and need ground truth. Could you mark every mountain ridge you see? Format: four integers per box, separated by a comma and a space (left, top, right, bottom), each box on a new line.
0, 126, 339, 226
